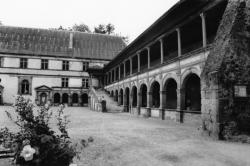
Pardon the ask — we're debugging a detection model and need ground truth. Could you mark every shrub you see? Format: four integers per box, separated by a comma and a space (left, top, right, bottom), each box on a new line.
0, 96, 85, 166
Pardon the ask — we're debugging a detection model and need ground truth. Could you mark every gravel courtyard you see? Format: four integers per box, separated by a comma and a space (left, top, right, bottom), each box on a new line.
1, 106, 250, 166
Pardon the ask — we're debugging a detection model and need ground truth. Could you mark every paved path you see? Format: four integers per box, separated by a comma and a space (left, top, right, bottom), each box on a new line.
1, 106, 250, 166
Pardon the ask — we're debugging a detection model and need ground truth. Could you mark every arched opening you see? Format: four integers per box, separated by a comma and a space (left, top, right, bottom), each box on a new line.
21, 80, 30, 94
40, 92, 47, 105
111, 91, 114, 97
183, 73, 201, 112
164, 79, 177, 109
115, 90, 118, 102
119, 89, 123, 105
150, 81, 160, 108
140, 84, 147, 107
62, 93, 69, 104
54, 93, 60, 104
72, 93, 78, 104
132, 86, 137, 107
81, 93, 88, 106
125, 87, 130, 112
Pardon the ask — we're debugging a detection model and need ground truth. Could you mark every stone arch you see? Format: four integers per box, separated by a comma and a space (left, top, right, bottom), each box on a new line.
53, 93, 60, 104
62, 93, 69, 104
119, 88, 124, 105
115, 89, 118, 102
181, 73, 201, 112
124, 87, 130, 112
140, 83, 147, 107
181, 67, 201, 85
131, 86, 137, 107
72, 93, 79, 104
162, 73, 179, 89
163, 78, 178, 109
150, 81, 160, 108
81, 93, 88, 106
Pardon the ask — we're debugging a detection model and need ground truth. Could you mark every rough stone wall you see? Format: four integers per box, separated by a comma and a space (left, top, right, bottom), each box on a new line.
202, 0, 250, 140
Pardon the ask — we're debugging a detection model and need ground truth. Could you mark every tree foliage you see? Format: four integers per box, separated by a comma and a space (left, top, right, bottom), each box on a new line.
72, 23, 91, 33
94, 23, 115, 34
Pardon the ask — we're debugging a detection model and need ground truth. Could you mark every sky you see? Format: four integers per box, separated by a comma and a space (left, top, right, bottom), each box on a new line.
0, 0, 179, 43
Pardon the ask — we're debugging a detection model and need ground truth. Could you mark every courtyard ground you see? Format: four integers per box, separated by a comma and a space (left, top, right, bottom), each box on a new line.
0, 106, 250, 166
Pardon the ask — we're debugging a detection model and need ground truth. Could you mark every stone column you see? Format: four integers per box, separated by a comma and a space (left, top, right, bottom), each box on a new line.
137, 53, 140, 73
146, 91, 152, 117
160, 38, 164, 64
137, 91, 141, 116
159, 90, 166, 120
147, 47, 150, 69
200, 13, 207, 48
123, 93, 127, 112
119, 65, 121, 80
123, 62, 126, 78
176, 28, 182, 57
78, 94, 82, 106
110, 71, 113, 83
130, 57, 133, 75
114, 69, 116, 82
176, 88, 184, 123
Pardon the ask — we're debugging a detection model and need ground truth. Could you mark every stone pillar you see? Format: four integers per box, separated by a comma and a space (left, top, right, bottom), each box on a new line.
147, 47, 150, 69
176, 88, 184, 123
159, 90, 166, 120
130, 57, 133, 75
137, 92, 141, 116
78, 94, 82, 106
123, 93, 127, 112
160, 38, 164, 64
137, 53, 140, 73
119, 66, 121, 80
118, 94, 121, 106
200, 13, 207, 48
176, 28, 182, 57
146, 91, 152, 117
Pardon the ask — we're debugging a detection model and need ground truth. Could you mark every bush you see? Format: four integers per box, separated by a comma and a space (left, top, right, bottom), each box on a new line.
0, 96, 85, 166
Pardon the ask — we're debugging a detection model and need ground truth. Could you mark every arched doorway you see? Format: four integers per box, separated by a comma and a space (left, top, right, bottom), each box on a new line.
72, 93, 78, 104
150, 81, 160, 108
125, 87, 130, 112
111, 91, 114, 97
132, 86, 137, 107
140, 84, 147, 107
115, 90, 118, 102
54, 93, 60, 104
81, 93, 88, 106
183, 74, 201, 112
164, 79, 177, 109
62, 93, 69, 104
119, 89, 123, 105
40, 93, 47, 106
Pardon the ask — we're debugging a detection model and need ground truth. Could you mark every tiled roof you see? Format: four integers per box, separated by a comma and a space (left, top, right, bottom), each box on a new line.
0, 26, 126, 60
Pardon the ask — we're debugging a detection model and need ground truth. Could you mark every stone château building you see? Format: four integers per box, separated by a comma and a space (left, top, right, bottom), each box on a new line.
0, 26, 125, 106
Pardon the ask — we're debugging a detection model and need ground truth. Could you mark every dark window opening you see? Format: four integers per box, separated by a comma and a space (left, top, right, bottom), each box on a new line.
62, 60, 69, 71
140, 50, 148, 71
41, 59, 48, 70
132, 56, 138, 74
20, 58, 28, 69
163, 32, 178, 62
62, 78, 69, 88
21, 80, 30, 94
125, 60, 130, 76
150, 41, 161, 67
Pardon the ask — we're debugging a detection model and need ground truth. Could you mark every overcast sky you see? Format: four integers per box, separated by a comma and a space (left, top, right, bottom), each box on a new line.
0, 0, 178, 43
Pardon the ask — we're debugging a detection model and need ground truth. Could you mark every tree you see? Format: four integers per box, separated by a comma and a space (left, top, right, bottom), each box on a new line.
94, 23, 115, 34
72, 23, 91, 33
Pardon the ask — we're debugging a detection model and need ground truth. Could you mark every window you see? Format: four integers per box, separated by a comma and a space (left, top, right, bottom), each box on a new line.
0, 57, 2, 67
21, 80, 30, 94
83, 62, 89, 71
62, 78, 69, 88
62, 60, 69, 71
20, 58, 28, 69
41, 59, 48, 70
82, 78, 89, 88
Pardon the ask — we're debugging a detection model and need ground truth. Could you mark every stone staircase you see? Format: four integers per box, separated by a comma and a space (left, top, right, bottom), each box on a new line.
95, 89, 123, 112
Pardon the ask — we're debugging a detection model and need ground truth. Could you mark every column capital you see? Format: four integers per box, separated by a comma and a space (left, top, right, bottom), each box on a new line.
200, 12, 206, 19
159, 38, 164, 43
176, 28, 181, 33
